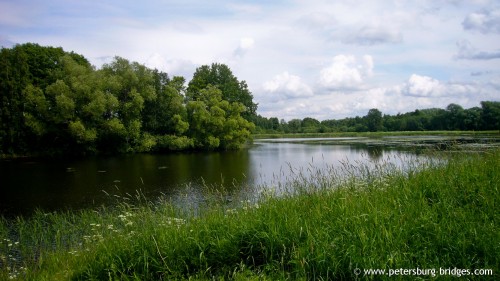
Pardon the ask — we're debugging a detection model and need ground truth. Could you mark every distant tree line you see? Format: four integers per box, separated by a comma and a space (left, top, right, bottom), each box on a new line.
0, 43, 256, 156
253, 102, 500, 134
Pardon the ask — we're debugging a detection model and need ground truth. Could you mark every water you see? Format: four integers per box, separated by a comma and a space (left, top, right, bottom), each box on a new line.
0, 138, 426, 216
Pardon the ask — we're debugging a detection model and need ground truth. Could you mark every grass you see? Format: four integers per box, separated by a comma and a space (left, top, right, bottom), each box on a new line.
1, 149, 499, 280
252, 130, 500, 139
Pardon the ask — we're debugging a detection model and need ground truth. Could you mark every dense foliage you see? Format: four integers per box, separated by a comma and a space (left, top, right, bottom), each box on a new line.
187, 63, 258, 120
254, 102, 500, 134
0, 43, 255, 156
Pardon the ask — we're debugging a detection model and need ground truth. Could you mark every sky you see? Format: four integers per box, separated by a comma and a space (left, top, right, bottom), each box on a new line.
1, 0, 499, 121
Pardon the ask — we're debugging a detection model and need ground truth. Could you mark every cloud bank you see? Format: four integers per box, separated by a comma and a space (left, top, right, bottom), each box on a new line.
1, 0, 498, 120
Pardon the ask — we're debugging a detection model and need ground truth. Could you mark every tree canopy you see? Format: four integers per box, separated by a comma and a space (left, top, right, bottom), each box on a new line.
187, 63, 257, 120
0, 43, 257, 156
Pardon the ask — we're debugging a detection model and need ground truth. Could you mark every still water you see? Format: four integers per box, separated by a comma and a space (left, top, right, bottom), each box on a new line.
0, 139, 424, 216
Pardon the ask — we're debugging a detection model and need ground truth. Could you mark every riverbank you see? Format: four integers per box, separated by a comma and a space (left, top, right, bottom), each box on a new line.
1, 149, 498, 280
253, 130, 499, 139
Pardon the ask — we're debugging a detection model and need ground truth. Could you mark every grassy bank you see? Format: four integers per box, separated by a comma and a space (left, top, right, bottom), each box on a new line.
253, 130, 500, 139
1, 150, 499, 280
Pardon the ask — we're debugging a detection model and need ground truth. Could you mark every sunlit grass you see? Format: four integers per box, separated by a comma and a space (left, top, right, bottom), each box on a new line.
1, 149, 498, 280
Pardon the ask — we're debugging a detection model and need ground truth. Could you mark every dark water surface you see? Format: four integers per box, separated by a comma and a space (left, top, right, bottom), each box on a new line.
1, 139, 425, 216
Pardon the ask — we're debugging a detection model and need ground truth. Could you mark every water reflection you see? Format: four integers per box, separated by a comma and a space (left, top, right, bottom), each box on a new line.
247, 141, 422, 188
1, 139, 426, 216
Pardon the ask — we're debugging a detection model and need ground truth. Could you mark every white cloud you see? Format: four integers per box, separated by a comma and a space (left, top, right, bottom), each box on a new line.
259, 71, 498, 121
262, 72, 313, 100
401, 74, 480, 98
462, 8, 500, 34
455, 40, 500, 60
343, 25, 403, 46
319, 55, 374, 90
403, 74, 444, 97
145, 53, 196, 78
145, 53, 166, 70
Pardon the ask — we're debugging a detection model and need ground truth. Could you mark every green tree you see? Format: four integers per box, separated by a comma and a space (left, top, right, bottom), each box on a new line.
0, 45, 36, 153
187, 85, 254, 150
302, 117, 321, 133
269, 117, 280, 131
142, 71, 191, 151
480, 101, 500, 130
143, 72, 188, 136
20, 54, 98, 154
287, 119, 302, 133
187, 63, 257, 120
97, 57, 157, 152
53, 54, 103, 153
0, 44, 96, 155
365, 108, 383, 132
1, 44, 263, 155
463, 107, 481, 130
446, 103, 465, 130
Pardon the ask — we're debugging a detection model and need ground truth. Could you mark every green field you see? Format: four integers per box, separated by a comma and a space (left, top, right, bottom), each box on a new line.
1, 149, 499, 280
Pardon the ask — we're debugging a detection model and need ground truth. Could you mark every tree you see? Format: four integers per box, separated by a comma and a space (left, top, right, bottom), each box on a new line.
97, 57, 157, 152
187, 85, 254, 150
1, 44, 259, 156
142, 72, 191, 151
480, 101, 500, 130
446, 103, 465, 130
21, 54, 100, 154
463, 107, 481, 130
187, 63, 257, 119
302, 117, 321, 133
269, 117, 280, 131
426, 108, 447, 130
143, 72, 187, 135
0, 46, 30, 153
0, 44, 96, 155
365, 108, 383, 132
287, 119, 302, 133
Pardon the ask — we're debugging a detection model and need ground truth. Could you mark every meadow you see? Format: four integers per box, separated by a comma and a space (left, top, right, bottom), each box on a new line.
1, 148, 498, 280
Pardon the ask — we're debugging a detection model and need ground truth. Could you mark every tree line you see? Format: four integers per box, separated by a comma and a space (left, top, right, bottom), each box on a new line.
0, 43, 257, 156
1, 43, 498, 157
253, 102, 500, 134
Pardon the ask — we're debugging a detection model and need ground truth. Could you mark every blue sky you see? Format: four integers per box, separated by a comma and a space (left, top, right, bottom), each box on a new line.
1, 0, 499, 120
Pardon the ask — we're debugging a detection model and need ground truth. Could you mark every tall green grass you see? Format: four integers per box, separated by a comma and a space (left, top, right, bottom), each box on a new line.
1, 150, 498, 280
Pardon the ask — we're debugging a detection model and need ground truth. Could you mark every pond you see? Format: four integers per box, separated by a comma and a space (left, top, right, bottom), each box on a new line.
0, 137, 442, 216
